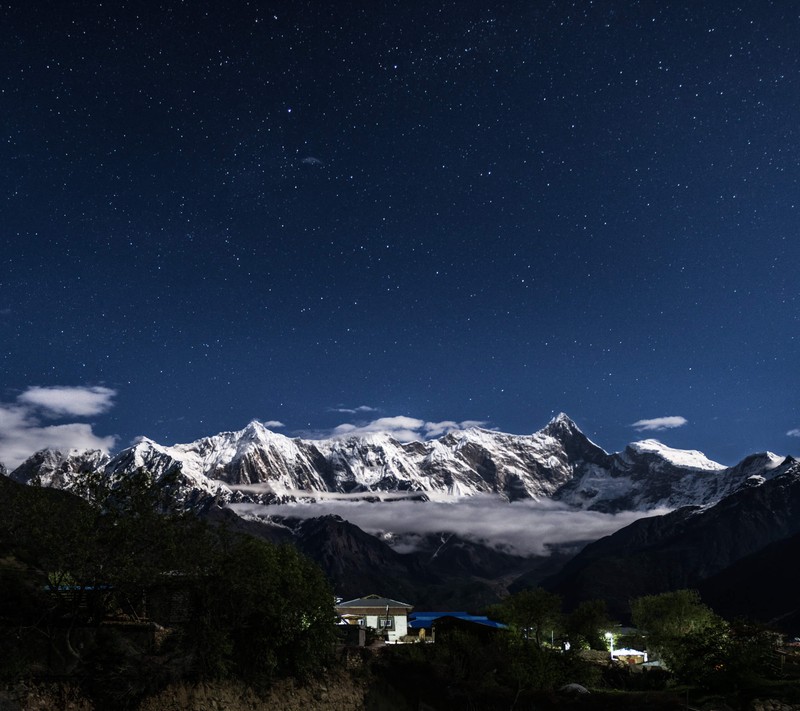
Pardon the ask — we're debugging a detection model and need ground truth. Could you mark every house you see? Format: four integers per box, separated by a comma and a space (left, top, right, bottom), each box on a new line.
335, 594, 413, 644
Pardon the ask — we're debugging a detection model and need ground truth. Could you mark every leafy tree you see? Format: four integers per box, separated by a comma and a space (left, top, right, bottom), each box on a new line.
565, 599, 610, 650
631, 589, 716, 648
493, 588, 562, 648
631, 588, 733, 684
182, 533, 336, 688
663, 617, 775, 690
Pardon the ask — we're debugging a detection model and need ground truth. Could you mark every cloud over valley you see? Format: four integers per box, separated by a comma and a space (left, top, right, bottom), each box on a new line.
230, 496, 668, 557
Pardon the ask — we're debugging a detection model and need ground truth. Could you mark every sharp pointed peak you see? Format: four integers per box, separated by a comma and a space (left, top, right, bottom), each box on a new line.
548, 412, 577, 427
242, 419, 287, 436
542, 412, 583, 436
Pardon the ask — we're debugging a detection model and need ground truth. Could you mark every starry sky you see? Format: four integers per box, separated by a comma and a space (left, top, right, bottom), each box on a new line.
2, 0, 799, 469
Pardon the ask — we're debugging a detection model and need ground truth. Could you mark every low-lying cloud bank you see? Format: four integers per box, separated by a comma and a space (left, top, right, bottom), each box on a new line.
230, 496, 669, 557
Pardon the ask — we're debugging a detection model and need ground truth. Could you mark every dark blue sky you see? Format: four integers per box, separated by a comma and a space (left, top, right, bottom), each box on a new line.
2, 0, 798, 468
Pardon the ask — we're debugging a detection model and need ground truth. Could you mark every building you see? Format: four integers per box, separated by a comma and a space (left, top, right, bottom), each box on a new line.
612, 648, 649, 664
408, 611, 506, 640
408, 612, 507, 643
335, 594, 413, 644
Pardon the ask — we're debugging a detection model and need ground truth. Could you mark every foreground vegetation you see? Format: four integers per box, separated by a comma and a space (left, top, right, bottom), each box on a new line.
2, 469, 799, 709
370, 616, 799, 710
0, 470, 336, 708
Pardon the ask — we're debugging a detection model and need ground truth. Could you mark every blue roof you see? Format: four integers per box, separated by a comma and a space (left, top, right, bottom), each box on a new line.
408, 611, 507, 630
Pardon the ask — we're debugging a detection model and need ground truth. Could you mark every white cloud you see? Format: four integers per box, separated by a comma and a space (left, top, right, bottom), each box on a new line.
423, 419, 487, 438
329, 405, 379, 414
231, 496, 668, 557
263, 420, 285, 429
0, 404, 29, 432
18, 385, 116, 417
0, 423, 116, 471
330, 415, 488, 442
631, 416, 688, 432
788, 429, 800, 438
0, 386, 117, 470
332, 416, 424, 441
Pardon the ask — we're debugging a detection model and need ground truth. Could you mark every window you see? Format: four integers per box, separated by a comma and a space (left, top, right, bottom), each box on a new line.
379, 617, 394, 630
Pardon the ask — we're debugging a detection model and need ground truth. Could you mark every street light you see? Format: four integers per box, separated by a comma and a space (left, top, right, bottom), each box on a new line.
605, 631, 614, 659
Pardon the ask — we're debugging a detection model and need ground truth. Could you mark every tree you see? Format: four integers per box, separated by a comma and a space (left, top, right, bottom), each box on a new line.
183, 533, 336, 687
494, 588, 562, 648
630, 590, 783, 689
565, 599, 610, 650
631, 589, 725, 679
631, 589, 716, 644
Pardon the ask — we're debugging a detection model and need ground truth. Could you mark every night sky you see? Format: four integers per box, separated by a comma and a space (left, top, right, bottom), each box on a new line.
2, 1, 799, 469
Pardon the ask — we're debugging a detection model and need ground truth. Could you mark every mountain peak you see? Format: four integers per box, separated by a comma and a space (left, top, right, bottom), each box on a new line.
242, 419, 269, 437
541, 413, 609, 465
548, 412, 576, 428
542, 412, 583, 439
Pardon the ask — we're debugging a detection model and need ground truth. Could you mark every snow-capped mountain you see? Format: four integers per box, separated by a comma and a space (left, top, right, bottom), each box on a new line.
9, 448, 111, 490
553, 438, 792, 513
541, 459, 800, 619
5, 414, 793, 514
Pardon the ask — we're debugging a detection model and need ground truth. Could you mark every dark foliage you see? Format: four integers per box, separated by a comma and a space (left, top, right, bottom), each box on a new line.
371, 629, 602, 710
0, 471, 336, 707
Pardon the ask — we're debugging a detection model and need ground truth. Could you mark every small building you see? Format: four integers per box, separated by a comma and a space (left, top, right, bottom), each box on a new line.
335, 594, 413, 644
409, 612, 507, 642
612, 647, 649, 664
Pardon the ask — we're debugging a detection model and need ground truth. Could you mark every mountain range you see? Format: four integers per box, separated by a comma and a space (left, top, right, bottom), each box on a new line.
4, 414, 799, 626
5, 414, 790, 513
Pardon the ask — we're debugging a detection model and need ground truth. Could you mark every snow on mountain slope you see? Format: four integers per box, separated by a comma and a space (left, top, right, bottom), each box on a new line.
5, 414, 792, 515
625, 439, 725, 471
552, 440, 792, 512
9, 448, 110, 489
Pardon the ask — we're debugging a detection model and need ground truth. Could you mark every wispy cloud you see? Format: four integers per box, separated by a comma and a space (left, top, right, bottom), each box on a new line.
631, 416, 688, 432
0, 386, 117, 470
263, 420, 285, 429
329, 404, 379, 415
231, 496, 668, 556
18, 385, 116, 417
330, 415, 488, 442
788, 428, 800, 438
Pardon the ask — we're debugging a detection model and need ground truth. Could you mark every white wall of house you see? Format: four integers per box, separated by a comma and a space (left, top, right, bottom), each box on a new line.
362, 614, 408, 643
